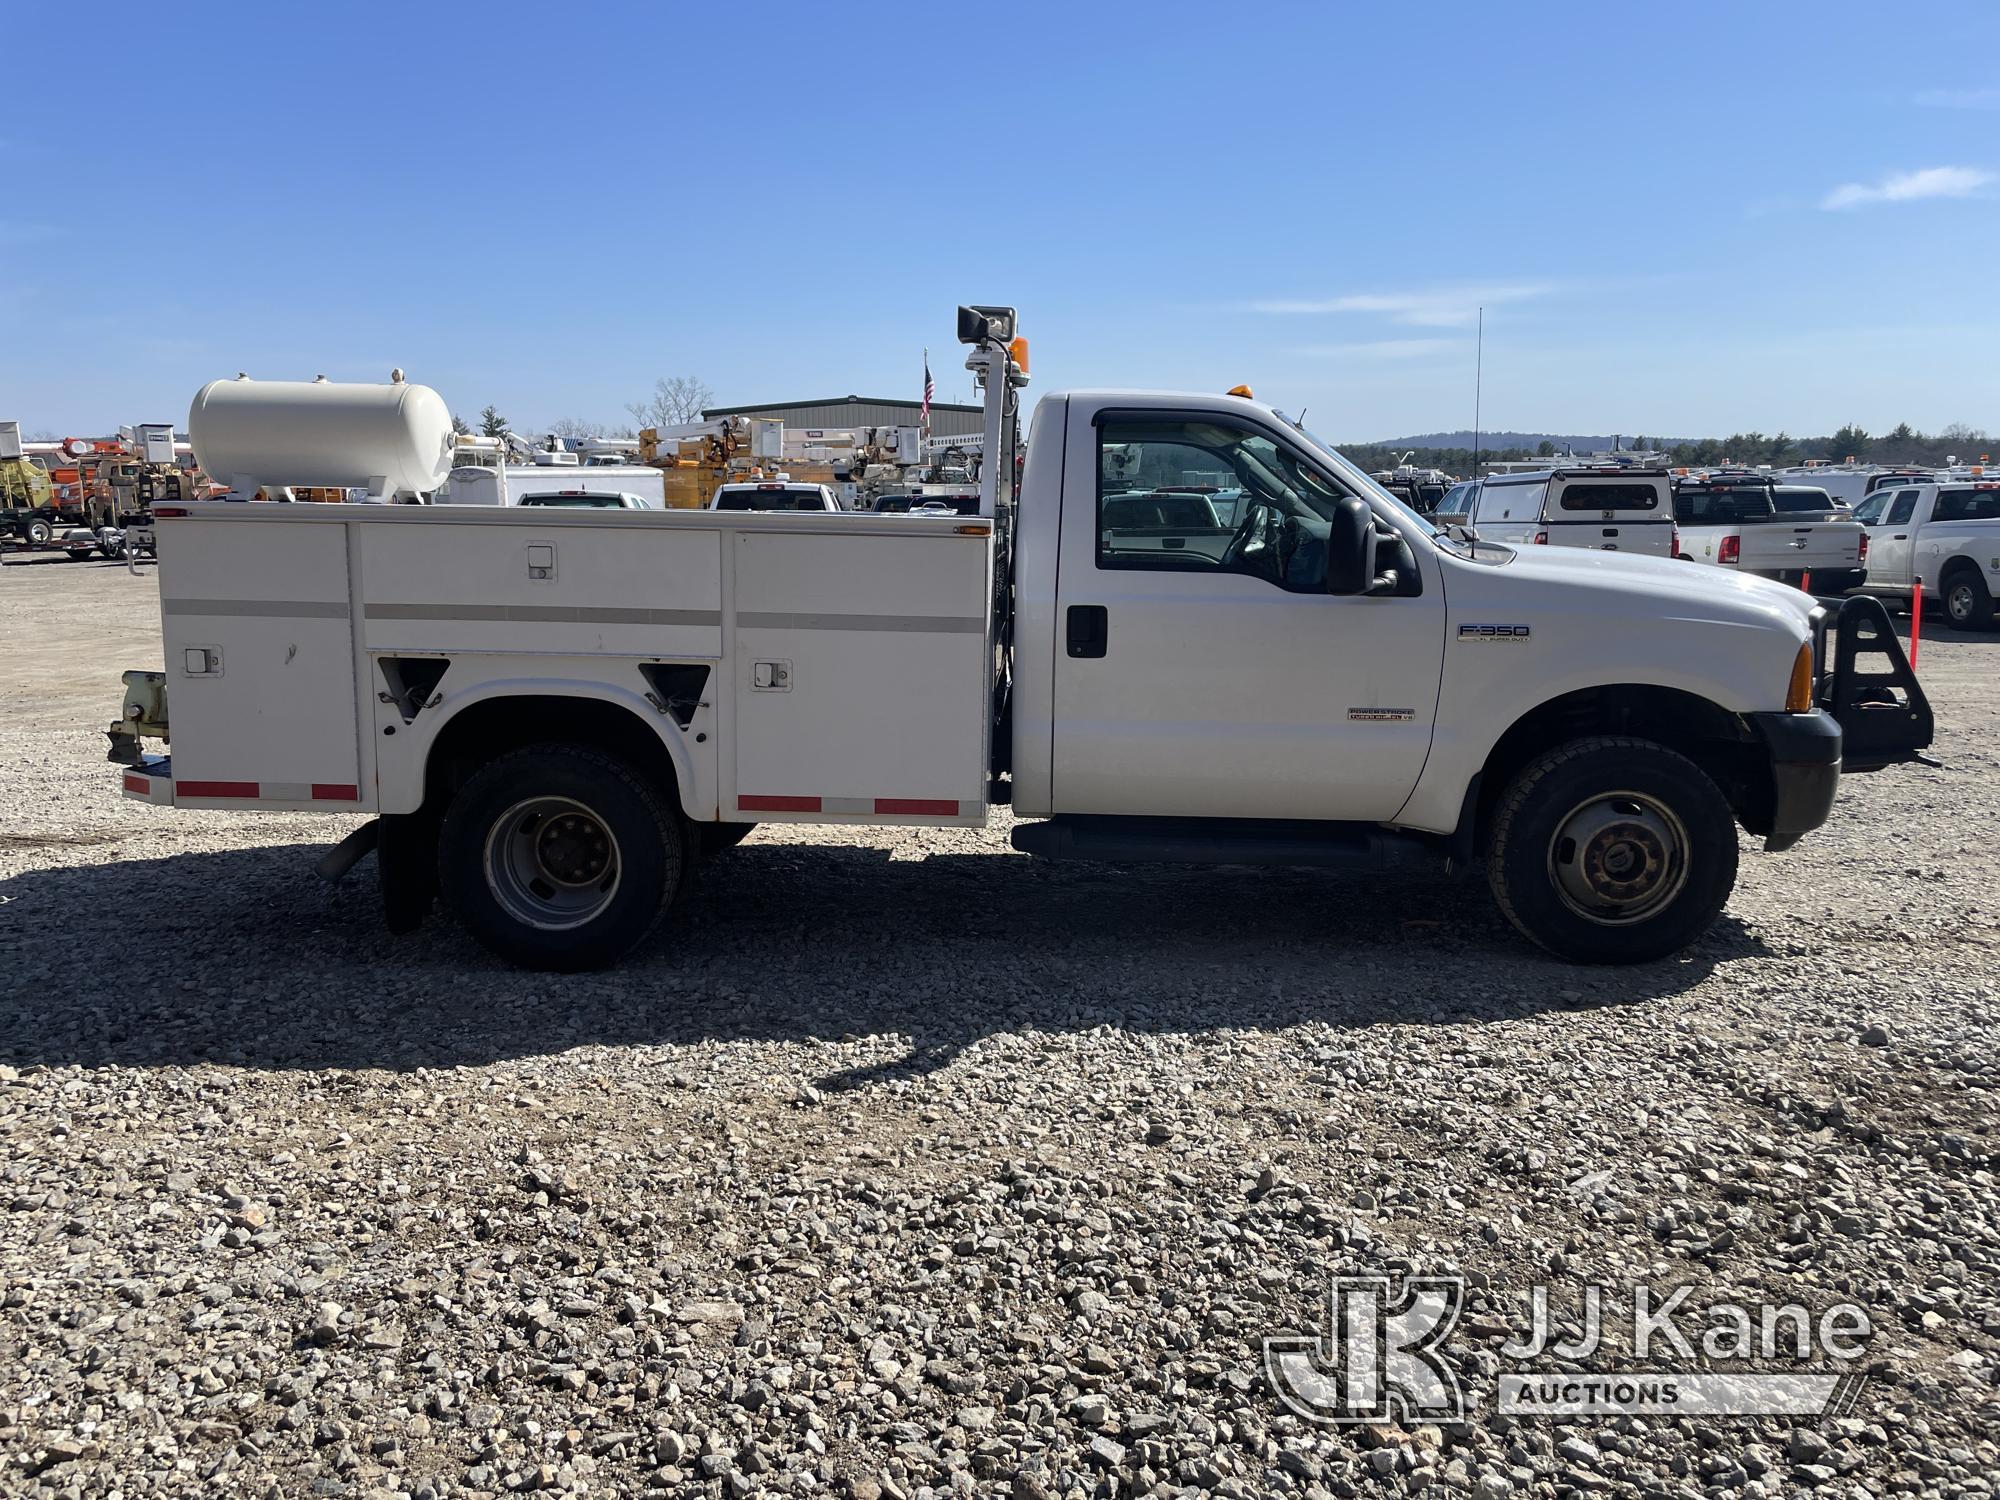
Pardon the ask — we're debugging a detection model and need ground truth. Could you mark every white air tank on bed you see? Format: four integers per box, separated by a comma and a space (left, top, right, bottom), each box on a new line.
188, 372, 455, 501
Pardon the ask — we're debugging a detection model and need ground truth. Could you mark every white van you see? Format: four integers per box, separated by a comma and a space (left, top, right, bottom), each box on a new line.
1466, 467, 1677, 557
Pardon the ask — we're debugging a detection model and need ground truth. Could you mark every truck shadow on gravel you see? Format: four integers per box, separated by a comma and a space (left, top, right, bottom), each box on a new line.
0, 840, 1766, 1082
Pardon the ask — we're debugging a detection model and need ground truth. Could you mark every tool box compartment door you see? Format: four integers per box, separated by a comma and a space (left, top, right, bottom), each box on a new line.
156, 517, 361, 800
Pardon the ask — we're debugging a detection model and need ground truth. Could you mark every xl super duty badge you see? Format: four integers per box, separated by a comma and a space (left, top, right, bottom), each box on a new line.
1459, 623, 1531, 641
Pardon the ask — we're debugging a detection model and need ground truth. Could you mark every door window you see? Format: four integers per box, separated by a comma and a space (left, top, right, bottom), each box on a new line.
1096, 417, 1357, 593
1885, 491, 1918, 526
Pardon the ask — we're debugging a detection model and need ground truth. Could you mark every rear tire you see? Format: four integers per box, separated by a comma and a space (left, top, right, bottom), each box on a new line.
439, 744, 683, 971
1486, 736, 1738, 964
24, 518, 52, 545
1941, 566, 1994, 632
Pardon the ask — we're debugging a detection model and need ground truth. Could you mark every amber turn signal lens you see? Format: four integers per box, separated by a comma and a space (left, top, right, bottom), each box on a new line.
1785, 641, 1814, 712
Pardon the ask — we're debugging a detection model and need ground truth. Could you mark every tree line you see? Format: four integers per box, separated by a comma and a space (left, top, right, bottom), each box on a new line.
451, 377, 716, 443
1344, 421, 1993, 476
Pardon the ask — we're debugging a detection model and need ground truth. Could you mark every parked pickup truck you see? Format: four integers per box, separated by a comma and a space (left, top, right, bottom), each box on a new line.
1849, 477, 2000, 630
1673, 474, 1866, 592
105, 306, 1934, 970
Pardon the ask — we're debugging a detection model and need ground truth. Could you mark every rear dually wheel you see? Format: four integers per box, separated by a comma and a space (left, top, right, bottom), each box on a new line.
438, 744, 684, 971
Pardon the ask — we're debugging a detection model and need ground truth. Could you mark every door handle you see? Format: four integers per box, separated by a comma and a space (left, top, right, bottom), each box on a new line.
1066, 604, 1107, 658
1892, 534, 1907, 540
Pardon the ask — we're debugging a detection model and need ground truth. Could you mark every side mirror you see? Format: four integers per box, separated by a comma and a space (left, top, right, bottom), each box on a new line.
1327, 497, 1374, 595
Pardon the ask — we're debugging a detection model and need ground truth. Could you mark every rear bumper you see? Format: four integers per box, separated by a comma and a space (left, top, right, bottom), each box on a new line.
1746, 710, 1841, 852
120, 755, 176, 805
115, 755, 364, 810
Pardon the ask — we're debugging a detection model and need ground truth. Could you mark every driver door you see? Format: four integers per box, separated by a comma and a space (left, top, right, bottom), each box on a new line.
1049, 410, 1446, 821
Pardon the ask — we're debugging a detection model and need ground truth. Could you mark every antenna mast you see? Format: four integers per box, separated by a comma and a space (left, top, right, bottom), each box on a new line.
1472, 305, 1484, 480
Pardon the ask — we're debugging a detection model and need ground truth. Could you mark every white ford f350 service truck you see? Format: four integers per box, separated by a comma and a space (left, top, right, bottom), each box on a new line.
107, 307, 1934, 969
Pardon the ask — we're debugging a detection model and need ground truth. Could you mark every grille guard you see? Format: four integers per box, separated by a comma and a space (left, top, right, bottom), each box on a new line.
1812, 596, 1935, 771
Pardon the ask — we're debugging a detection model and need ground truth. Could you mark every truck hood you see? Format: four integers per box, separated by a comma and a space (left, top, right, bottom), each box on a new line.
1464, 540, 1816, 635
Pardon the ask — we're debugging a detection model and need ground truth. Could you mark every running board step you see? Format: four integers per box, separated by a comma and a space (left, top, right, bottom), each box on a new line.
1010, 816, 1438, 871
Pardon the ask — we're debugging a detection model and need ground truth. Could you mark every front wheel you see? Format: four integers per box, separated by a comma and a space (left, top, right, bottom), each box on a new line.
1941, 568, 1994, 632
438, 744, 684, 971
1486, 737, 1738, 964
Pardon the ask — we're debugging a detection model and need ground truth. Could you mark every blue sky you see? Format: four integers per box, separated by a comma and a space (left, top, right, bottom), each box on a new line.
6, 0, 1997, 443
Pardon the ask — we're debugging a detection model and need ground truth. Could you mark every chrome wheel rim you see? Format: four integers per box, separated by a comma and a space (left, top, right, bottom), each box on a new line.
483, 796, 620, 930
1547, 791, 1690, 926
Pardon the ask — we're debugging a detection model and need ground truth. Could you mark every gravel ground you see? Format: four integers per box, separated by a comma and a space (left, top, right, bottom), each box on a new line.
2, 553, 1996, 1499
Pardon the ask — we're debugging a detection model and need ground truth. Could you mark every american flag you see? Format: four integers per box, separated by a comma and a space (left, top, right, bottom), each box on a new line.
921, 351, 934, 426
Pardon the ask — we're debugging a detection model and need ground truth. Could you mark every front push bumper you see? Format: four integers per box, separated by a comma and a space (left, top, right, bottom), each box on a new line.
1747, 595, 1936, 853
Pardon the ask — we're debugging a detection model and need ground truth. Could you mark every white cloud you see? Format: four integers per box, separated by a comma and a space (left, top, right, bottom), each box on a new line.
1291, 339, 1456, 360
1915, 87, 2000, 110
1820, 165, 1994, 210
1248, 282, 1551, 328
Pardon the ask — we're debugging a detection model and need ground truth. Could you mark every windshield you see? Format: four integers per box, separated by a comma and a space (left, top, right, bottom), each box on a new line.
1772, 488, 1839, 513
1287, 423, 1440, 537
519, 493, 626, 507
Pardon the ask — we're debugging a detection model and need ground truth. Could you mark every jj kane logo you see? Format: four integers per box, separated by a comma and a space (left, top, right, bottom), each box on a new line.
1264, 1275, 1872, 1423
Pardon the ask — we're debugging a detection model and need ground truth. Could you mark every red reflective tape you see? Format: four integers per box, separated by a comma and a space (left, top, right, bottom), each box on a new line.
875, 798, 958, 816
178, 780, 260, 798
311, 783, 360, 801
123, 773, 150, 794
739, 794, 821, 812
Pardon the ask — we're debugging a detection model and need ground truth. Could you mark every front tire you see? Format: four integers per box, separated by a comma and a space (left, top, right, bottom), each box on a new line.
439, 744, 683, 971
1487, 736, 1738, 964
1940, 566, 1994, 632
